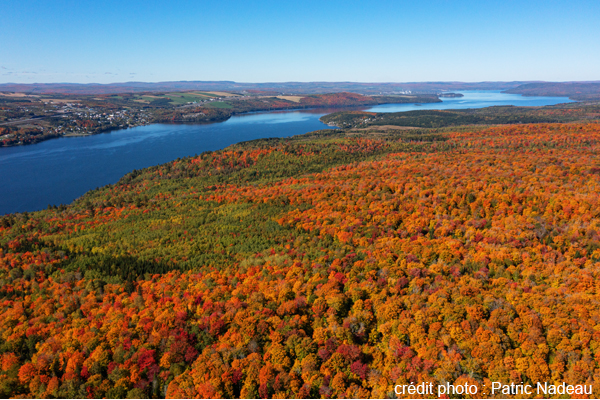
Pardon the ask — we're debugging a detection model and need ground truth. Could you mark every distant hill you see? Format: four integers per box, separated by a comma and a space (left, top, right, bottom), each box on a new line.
4, 80, 599, 98
0, 80, 537, 95
505, 81, 600, 100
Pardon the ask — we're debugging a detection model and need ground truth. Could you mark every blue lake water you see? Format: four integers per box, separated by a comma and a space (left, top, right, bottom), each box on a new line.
365, 90, 574, 112
0, 90, 574, 214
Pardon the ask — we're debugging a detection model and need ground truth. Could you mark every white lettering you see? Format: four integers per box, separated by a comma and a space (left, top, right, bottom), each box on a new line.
491, 382, 502, 394
437, 383, 477, 396
394, 382, 434, 396
536, 382, 592, 396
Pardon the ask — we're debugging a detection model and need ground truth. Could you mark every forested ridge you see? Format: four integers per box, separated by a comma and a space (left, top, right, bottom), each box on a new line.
505, 82, 600, 101
1, 120, 600, 398
320, 103, 600, 130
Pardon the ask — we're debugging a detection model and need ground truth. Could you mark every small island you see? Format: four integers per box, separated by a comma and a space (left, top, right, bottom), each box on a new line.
438, 92, 464, 98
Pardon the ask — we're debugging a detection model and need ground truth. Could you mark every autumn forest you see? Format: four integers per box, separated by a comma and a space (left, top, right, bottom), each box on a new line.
1, 108, 600, 398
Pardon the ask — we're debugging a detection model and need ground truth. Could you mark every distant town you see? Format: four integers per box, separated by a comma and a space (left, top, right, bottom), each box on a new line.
0, 90, 442, 146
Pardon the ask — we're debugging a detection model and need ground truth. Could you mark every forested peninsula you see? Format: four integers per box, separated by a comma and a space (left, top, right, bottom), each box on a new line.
1, 102, 600, 398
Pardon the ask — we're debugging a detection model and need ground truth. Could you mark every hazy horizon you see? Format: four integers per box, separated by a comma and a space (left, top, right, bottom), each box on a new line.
3, 79, 600, 86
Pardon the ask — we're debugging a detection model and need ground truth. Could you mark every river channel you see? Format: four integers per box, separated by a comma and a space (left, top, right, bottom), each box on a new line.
0, 90, 573, 214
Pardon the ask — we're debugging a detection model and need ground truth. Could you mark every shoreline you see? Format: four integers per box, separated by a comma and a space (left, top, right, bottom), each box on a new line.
0, 99, 435, 148
0, 95, 582, 149
1, 97, 595, 216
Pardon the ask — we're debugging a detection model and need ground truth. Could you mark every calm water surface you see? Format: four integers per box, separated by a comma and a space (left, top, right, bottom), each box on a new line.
0, 91, 573, 214
365, 90, 574, 112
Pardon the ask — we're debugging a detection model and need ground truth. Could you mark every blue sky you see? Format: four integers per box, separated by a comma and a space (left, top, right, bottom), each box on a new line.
1, 0, 599, 83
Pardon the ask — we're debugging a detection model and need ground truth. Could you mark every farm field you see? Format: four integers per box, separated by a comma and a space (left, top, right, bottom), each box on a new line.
276, 96, 305, 103
204, 101, 234, 109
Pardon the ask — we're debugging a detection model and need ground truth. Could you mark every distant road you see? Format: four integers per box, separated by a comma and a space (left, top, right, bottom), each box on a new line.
0, 114, 64, 126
